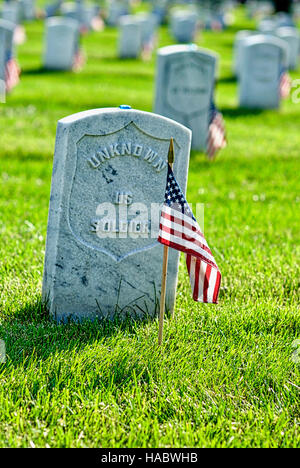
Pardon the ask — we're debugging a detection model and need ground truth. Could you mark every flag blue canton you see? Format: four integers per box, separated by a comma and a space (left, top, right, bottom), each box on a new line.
164, 165, 196, 221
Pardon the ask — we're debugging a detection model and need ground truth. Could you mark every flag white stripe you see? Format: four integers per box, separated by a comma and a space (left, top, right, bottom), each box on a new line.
207, 266, 217, 303
163, 205, 204, 233
189, 256, 196, 294
158, 227, 217, 267
196, 260, 207, 302
160, 212, 209, 248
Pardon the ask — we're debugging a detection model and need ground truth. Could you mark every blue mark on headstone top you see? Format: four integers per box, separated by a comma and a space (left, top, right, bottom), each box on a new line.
188, 44, 197, 50
119, 105, 132, 110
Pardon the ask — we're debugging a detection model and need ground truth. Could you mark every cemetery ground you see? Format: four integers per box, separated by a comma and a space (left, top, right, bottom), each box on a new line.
0, 10, 299, 448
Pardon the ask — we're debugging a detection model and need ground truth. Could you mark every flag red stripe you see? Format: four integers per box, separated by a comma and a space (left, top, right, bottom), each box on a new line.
213, 271, 221, 303
159, 221, 212, 256
203, 263, 212, 302
157, 235, 218, 270
161, 209, 205, 240
193, 258, 200, 301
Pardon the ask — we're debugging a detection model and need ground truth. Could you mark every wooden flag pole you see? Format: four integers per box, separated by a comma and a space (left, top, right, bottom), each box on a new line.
158, 138, 174, 346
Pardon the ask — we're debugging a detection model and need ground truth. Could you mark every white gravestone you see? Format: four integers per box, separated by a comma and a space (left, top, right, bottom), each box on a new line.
118, 15, 142, 59
135, 13, 158, 52
42, 107, 192, 322
0, 19, 14, 98
154, 44, 218, 151
1, 2, 20, 24
43, 17, 80, 70
106, 0, 129, 26
19, 0, 36, 21
258, 18, 276, 34
233, 30, 258, 77
238, 35, 289, 109
170, 11, 199, 44
152, 0, 169, 25
276, 27, 299, 70
61, 2, 98, 31
275, 12, 295, 28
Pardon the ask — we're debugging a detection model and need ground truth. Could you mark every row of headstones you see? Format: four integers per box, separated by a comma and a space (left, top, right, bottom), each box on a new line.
247, 1, 300, 21
233, 9, 300, 109
233, 30, 298, 109
0, 0, 36, 23
234, 26, 300, 74
117, 1, 235, 60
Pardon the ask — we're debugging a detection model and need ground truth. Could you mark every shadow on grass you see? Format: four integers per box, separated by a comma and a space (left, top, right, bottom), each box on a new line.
217, 75, 237, 84
0, 297, 160, 365
21, 67, 74, 76
220, 106, 265, 118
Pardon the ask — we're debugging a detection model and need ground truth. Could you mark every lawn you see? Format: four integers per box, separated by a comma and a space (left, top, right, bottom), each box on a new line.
0, 6, 299, 448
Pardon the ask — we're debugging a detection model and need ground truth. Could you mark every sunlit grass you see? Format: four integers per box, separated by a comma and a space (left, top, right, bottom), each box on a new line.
0, 7, 299, 448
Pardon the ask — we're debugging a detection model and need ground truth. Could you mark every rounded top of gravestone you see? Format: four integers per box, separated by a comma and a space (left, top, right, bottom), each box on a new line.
241, 34, 289, 66
157, 44, 219, 63
119, 105, 132, 110
276, 27, 300, 38
46, 16, 80, 30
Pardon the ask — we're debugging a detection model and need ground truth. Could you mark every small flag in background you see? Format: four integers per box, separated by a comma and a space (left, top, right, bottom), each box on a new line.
279, 70, 292, 99
207, 103, 227, 160
158, 165, 221, 303
13, 25, 26, 45
5, 54, 20, 93
72, 48, 86, 72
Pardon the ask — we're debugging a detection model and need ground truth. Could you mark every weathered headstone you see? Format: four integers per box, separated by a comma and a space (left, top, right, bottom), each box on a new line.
154, 44, 218, 150
275, 12, 295, 29
43, 17, 80, 70
233, 30, 258, 77
45, 0, 63, 18
118, 15, 142, 59
258, 18, 276, 34
170, 10, 199, 43
19, 0, 36, 21
61, 1, 99, 32
1, 1, 20, 24
0, 18, 15, 99
238, 35, 289, 109
106, 0, 129, 26
152, 0, 169, 25
276, 27, 299, 70
135, 12, 158, 52
42, 107, 192, 321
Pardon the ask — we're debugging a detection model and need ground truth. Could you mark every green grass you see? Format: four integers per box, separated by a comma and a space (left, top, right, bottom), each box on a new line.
0, 7, 299, 448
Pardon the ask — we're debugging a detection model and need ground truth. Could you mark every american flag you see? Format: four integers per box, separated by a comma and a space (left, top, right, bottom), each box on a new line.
158, 164, 221, 303
207, 103, 227, 159
279, 71, 292, 99
72, 48, 86, 72
5, 54, 20, 93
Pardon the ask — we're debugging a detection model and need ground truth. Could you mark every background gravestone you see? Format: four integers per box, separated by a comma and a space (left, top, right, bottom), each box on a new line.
276, 27, 300, 70
135, 12, 158, 52
42, 107, 192, 322
61, 1, 99, 32
118, 15, 142, 59
0, 18, 14, 88
106, 0, 129, 26
238, 35, 289, 109
170, 10, 199, 44
154, 44, 218, 150
43, 17, 80, 70
233, 30, 258, 77
1, 1, 20, 24
19, 0, 36, 21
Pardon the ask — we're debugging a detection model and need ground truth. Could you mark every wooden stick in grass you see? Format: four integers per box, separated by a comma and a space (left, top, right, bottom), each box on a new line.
158, 138, 174, 346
